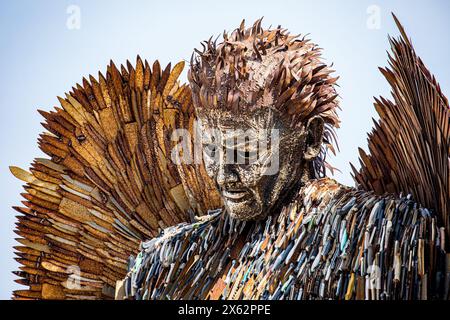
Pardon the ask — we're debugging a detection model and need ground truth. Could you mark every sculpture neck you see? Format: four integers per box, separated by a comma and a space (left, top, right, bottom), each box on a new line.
269, 161, 316, 217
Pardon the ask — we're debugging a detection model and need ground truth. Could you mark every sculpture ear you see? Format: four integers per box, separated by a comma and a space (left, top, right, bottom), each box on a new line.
304, 116, 324, 161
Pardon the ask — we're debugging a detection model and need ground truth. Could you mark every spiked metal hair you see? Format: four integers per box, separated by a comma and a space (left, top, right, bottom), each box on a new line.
188, 18, 340, 177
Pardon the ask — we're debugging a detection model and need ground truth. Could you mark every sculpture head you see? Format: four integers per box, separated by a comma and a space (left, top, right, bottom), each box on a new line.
188, 19, 340, 221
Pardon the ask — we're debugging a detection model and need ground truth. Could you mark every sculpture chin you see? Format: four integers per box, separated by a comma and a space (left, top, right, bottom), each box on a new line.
223, 195, 265, 221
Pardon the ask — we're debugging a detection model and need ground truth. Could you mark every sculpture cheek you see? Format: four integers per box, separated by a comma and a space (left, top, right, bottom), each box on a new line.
209, 164, 219, 181
235, 164, 260, 187
203, 158, 218, 180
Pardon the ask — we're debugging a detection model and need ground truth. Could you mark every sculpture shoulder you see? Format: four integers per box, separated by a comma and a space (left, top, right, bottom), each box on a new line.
121, 208, 248, 299
133, 209, 223, 261
263, 177, 447, 299
297, 177, 434, 218
298, 177, 352, 206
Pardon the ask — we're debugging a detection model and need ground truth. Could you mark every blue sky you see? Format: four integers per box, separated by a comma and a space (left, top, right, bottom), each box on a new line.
0, 0, 449, 299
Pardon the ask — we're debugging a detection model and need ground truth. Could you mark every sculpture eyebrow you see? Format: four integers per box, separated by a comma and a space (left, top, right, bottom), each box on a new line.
222, 133, 259, 149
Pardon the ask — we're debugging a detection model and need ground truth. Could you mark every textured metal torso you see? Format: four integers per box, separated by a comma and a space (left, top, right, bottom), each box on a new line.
122, 178, 447, 300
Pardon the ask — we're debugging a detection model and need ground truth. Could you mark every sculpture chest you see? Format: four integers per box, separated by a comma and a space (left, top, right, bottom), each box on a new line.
123, 179, 448, 300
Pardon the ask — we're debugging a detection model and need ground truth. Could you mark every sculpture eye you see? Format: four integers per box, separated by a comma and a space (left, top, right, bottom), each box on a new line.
203, 143, 217, 158
235, 149, 252, 165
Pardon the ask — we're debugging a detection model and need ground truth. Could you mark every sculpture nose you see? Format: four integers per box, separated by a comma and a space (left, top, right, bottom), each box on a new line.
216, 162, 239, 187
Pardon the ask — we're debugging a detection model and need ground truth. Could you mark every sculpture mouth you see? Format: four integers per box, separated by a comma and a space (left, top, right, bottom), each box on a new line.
222, 189, 250, 201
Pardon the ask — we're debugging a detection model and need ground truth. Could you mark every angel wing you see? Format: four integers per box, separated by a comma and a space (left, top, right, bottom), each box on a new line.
351, 14, 450, 238
10, 57, 221, 299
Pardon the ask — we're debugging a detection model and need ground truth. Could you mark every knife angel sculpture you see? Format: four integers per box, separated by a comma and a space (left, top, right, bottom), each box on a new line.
9, 15, 449, 299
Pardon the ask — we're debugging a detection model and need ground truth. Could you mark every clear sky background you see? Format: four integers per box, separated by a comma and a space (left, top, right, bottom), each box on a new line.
0, 0, 449, 299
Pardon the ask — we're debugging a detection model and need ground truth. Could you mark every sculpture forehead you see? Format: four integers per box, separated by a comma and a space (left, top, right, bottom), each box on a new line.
198, 107, 307, 147
199, 107, 283, 130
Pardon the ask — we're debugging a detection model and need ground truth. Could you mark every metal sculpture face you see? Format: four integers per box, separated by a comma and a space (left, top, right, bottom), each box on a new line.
188, 19, 339, 220
198, 107, 324, 221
